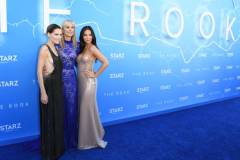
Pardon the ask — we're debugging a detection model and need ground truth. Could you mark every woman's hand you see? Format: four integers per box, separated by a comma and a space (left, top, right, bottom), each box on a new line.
86, 71, 96, 78
41, 93, 48, 104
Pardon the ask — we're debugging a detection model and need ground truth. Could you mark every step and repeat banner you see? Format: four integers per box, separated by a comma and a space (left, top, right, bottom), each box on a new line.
0, 0, 240, 146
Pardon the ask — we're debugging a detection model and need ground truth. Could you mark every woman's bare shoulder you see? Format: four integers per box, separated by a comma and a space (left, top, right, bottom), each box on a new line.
89, 45, 98, 52
39, 45, 49, 57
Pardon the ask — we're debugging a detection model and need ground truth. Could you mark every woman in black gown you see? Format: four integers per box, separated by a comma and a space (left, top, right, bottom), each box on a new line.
37, 24, 64, 160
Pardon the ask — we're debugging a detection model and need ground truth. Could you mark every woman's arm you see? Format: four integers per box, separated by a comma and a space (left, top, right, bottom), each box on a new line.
37, 46, 48, 104
89, 45, 109, 78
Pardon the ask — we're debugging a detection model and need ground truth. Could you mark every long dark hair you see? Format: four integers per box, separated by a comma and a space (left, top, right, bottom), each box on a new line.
78, 25, 98, 54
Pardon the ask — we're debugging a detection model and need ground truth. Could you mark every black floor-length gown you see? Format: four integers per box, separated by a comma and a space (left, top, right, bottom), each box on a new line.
40, 44, 64, 160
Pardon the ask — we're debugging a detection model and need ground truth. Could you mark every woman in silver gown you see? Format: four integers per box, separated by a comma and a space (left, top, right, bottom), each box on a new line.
77, 26, 109, 149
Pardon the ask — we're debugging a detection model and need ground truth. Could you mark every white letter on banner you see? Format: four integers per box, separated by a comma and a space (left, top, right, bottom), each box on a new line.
225, 16, 236, 41
199, 11, 215, 39
130, 2, 150, 36
0, 0, 7, 32
165, 7, 184, 38
44, 0, 71, 32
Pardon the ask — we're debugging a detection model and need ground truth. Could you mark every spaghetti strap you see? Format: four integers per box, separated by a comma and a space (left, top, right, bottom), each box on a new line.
45, 44, 58, 58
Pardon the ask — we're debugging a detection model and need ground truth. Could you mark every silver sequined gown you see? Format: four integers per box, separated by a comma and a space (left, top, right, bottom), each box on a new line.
77, 53, 107, 149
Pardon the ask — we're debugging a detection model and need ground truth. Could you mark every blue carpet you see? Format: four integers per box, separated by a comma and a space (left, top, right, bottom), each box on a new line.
1, 98, 240, 160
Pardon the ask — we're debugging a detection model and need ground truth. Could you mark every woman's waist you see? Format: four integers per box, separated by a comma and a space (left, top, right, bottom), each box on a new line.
63, 66, 75, 70
43, 74, 57, 82
77, 66, 93, 72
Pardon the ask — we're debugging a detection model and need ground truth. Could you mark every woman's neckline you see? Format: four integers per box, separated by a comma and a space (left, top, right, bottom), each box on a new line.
47, 43, 58, 57
64, 39, 73, 44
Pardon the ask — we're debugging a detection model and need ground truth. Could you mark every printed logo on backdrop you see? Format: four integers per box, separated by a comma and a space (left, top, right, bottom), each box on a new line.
160, 68, 172, 75
137, 53, 151, 60
223, 77, 235, 81
236, 86, 240, 91
213, 65, 221, 71
0, 102, 30, 111
109, 106, 124, 114
156, 99, 175, 106
136, 86, 150, 94
160, 84, 172, 91
132, 71, 155, 77
110, 52, 125, 61
0, 122, 22, 132
179, 96, 189, 102
224, 88, 232, 93
104, 90, 130, 97
212, 78, 220, 84
0, 80, 19, 88
180, 68, 191, 74
195, 93, 205, 99
176, 82, 193, 88
236, 75, 240, 80
0, 55, 18, 64
196, 80, 206, 85
109, 72, 125, 79
136, 103, 149, 110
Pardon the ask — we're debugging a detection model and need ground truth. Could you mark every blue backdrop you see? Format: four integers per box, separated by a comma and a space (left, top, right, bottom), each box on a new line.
0, 0, 240, 146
